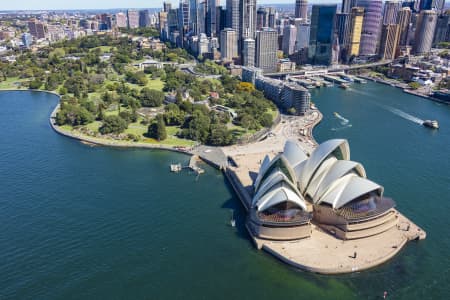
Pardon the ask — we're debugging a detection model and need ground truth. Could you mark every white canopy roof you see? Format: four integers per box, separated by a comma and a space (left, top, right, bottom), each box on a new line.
283, 140, 308, 168
317, 175, 383, 209
307, 160, 367, 203
253, 171, 301, 206
255, 184, 307, 212
298, 139, 350, 193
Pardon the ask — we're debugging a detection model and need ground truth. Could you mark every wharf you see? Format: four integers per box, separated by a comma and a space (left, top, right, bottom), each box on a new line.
222, 110, 426, 275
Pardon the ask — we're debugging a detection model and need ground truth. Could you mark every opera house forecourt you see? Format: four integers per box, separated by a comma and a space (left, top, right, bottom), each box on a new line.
225, 138, 426, 274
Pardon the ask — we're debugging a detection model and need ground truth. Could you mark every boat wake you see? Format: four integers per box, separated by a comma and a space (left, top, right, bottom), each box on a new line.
331, 124, 353, 131
334, 113, 350, 125
382, 106, 424, 124
349, 89, 424, 125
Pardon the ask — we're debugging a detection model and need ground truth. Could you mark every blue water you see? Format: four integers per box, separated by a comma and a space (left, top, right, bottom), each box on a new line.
0, 87, 449, 299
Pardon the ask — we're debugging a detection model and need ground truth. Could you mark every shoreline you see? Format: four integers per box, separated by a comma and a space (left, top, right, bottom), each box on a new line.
359, 75, 450, 105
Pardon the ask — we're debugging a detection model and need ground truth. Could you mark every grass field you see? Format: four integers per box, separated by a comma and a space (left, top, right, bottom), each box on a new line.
0, 77, 27, 90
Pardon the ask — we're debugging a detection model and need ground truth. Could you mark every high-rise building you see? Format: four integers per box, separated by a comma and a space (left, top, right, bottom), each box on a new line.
139, 10, 150, 28
433, 12, 450, 46
22, 33, 32, 48
383, 1, 402, 25
220, 28, 238, 61
206, 0, 218, 36
308, 4, 337, 65
295, 21, 310, 51
256, 28, 278, 72
127, 10, 140, 29
419, 0, 444, 10
256, 7, 267, 30
379, 24, 400, 59
216, 6, 227, 36
295, 0, 308, 20
282, 25, 297, 55
241, 0, 257, 40
28, 19, 47, 39
348, 7, 364, 57
397, 7, 412, 47
163, 1, 172, 12
414, 10, 437, 54
341, 0, 358, 13
402, 0, 419, 13
116, 12, 128, 28
358, 0, 383, 56
226, 0, 240, 33
179, 0, 190, 33
335, 13, 351, 56
243, 38, 256, 66
268, 8, 276, 28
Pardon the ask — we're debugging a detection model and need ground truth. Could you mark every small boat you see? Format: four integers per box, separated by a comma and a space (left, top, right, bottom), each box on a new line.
422, 120, 439, 129
230, 211, 236, 227
339, 83, 350, 89
170, 163, 182, 172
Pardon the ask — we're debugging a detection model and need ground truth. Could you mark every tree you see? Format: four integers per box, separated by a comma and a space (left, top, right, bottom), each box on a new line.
408, 82, 421, 90
260, 113, 274, 128
140, 88, 164, 107
56, 104, 94, 126
99, 115, 128, 134
147, 114, 167, 141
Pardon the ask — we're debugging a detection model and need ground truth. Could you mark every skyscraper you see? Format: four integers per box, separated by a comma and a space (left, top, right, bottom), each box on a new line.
256, 28, 278, 72
348, 7, 364, 57
256, 7, 267, 30
206, 0, 218, 36
243, 38, 256, 66
295, 21, 310, 51
226, 0, 240, 33
220, 28, 238, 61
414, 10, 437, 54
379, 24, 399, 60
295, 0, 308, 20
28, 19, 47, 39
282, 25, 297, 55
127, 10, 140, 29
358, 0, 383, 56
433, 12, 450, 46
139, 10, 150, 28
241, 0, 257, 40
383, 1, 402, 25
397, 7, 412, 48
341, 0, 358, 14
116, 12, 128, 28
335, 13, 351, 57
308, 4, 337, 65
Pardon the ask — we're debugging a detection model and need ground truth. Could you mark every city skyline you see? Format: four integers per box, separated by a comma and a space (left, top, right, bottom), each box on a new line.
0, 0, 342, 11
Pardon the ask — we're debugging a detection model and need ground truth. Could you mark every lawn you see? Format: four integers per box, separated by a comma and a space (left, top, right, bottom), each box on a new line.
0, 77, 27, 90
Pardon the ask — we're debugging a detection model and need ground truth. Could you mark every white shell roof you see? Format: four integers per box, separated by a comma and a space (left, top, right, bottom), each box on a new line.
253, 171, 299, 206
256, 184, 307, 212
283, 140, 308, 168
317, 175, 383, 209
253, 154, 296, 191
298, 139, 350, 193
307, 160, 367, 203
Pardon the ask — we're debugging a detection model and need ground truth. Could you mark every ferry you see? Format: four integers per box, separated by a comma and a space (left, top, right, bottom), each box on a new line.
422, 120, 439, 129
340, 75, 355, 82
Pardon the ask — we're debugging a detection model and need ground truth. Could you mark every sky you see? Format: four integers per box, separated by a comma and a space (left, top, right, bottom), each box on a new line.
0, 0, 341, 11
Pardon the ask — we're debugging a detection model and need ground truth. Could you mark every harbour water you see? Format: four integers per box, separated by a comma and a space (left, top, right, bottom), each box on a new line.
0, 87, 449, 299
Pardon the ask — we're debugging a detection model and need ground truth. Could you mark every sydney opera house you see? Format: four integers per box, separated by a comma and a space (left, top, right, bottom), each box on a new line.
248, 139, 398, 241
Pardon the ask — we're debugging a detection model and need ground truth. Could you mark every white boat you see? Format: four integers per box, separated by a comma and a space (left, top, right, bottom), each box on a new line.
422, 120, 439, 129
